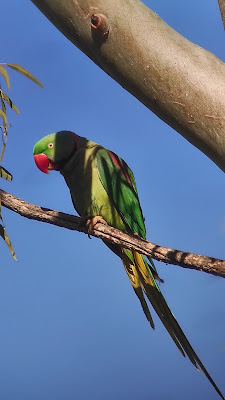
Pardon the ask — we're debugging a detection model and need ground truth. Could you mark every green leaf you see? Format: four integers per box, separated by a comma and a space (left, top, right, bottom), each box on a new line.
0, 166, 12, 181
0, 96, 7, 127
0, 65, 10, 89
0, 96, 6, 114
0, 143, 6, 163
6, 63, 43, 88
0, 143, 6, 162
0, 224, 17, 260
1, 91, 19, 114
0, 200, 17, 260
0, 109, 7, 126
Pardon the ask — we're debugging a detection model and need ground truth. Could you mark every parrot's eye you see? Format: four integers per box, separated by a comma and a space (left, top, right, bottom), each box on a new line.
48, 143, 54, 149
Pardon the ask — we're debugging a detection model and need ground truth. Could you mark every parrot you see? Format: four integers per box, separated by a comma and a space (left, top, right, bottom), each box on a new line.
33, 130, 224, 399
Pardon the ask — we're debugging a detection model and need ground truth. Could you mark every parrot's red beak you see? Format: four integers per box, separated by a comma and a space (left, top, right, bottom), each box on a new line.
34, 153, 55, 174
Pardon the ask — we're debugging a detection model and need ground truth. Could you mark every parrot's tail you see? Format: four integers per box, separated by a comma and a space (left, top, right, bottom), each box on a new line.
122, 249, 224, 400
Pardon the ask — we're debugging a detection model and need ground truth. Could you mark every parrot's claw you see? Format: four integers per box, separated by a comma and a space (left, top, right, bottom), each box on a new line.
86, 216, 108, 238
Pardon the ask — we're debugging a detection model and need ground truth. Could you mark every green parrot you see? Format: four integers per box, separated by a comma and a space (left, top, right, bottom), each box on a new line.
33, 130, 224, 399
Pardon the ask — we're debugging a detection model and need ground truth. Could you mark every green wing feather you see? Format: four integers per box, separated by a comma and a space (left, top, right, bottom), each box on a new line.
96, 147, 158, 275
96, 148, 146, 237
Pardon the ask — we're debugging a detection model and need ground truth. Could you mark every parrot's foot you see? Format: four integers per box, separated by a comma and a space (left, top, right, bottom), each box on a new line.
86, 216, 108, 237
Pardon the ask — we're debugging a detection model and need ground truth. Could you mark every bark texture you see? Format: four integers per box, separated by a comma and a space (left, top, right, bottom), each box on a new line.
218, 0, 225, 29
1, 189, 225, 278
31, 0, 225, 172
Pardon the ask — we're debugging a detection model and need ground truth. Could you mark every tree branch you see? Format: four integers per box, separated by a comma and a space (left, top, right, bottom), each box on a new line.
1, 189, 225, 278
31, 0, 225, 172
218, 0, 225, 29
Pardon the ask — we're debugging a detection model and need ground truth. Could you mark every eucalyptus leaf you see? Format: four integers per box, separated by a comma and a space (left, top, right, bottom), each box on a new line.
0, 166, 12, 181
1, 91, 19, 114
0, 143, 6, 163
6, 63, 43, 88
0, 223, 17, 261
0, 65, 10, 89
0, 96, 6, 127
0, 109, 7, 126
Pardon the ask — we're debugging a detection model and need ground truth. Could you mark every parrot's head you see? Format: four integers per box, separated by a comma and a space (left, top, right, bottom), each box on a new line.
33, 131, 79, 174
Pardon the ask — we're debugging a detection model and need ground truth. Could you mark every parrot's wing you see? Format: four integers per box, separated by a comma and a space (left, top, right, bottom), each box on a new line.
96, 147, 158, 276
96, 148, 146, 238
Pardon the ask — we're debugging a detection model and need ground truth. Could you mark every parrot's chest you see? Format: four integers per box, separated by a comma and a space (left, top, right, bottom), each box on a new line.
62, 147, 124, 228
69, 166, 108, 216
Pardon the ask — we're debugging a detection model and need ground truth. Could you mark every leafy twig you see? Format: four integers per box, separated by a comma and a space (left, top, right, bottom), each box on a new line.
0, 63, 43, 258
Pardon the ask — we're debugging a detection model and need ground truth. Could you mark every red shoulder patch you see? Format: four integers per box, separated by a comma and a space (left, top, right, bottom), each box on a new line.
109, 151, 132, 184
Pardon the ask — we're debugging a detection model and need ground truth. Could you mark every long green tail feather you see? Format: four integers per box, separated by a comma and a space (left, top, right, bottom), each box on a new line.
134, 286, 155, 329
121, 249, 155, 329
134, 252, 224, 400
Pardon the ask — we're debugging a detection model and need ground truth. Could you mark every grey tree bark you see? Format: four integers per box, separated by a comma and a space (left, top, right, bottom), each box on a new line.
218, 0, 225, 29
30, 0, 225, 172
1, 189, 225, 277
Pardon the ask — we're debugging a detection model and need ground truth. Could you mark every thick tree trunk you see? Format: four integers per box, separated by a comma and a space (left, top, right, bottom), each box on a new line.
31, 0, 225, 172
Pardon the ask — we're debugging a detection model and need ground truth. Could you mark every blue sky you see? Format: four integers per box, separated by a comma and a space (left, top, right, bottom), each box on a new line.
0, 1, 225, 399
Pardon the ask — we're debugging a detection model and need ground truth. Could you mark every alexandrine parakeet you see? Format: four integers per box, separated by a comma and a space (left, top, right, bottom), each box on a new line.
33, 130, 224, 399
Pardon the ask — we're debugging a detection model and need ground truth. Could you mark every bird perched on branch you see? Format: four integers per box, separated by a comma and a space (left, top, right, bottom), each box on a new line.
33, 130, 224, 399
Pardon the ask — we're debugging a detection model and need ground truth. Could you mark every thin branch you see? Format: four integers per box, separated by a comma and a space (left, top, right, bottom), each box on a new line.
218, 0, 225, 29
1, 189, 225, 277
